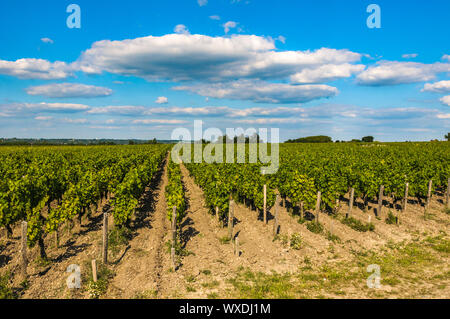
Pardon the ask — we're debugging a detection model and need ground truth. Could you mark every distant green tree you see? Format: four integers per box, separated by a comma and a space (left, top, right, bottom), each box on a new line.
362, 136, 374, 142
128, 140, 135, 145
445, 133, 450, 141
285, 135, 332, 143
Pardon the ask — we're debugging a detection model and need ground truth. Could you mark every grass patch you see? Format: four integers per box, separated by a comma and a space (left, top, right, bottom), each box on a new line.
290, 233, 302, 250
0, 273, 17, 299
82, 260, 115, 299
134, 289, 157, 299
424, 235, 450, 254
326, 232, 341, 243
342, 217, 375, 232
186, 285, 196, 292
306, 221, 323, 234
201, 280, 220, 288
201, 269, 211, 275
273, 234, 289, 247
185, 274, 196, 283
274, 233, 302, 249
228, 235, 449, 299
228, 269, 295, 299
353, 240, 439, 287
385, 211, 398, 225
219, 236, 231, 244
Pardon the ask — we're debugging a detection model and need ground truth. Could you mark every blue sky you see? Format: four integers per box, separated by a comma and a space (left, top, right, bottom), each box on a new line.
0, 0, 449, 141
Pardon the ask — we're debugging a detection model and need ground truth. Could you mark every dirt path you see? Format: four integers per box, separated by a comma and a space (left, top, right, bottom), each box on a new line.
106, 157, 171, 299
157, 164, 237, 298
180, 166, 307, 276
276, 192, 450, 258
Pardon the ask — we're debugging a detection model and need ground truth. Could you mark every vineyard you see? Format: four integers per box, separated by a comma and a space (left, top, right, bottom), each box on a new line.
0, 142, 449, 299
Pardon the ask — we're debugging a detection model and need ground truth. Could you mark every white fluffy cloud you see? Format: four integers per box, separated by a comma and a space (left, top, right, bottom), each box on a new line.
356, 61, 450, 86
82, 105, 307, 118
440, 95, 450, 106
421, 81, 450, 94
402, 53, 418, 59
209, 15, 220, 20
155, 96, 168, 104
197, 0, 208, 6
277, 36, 286, 44
26, 83, 113, 98
62, 118, 88, 124
75, 34, 361, 86
28, 102, 89, 112
41, 38, 54, 44
133, 119, 187, 124
174, 80, 338, 103
87, 105, 146, 115
0, 102, 89, 117
290, 63, 365, 84
174, 24, 189, 34
442, 54, 450, 62
223, 21, 237, 34
237, 118, 306, 124
0, 58, 73, 79
35, 116, 53, 121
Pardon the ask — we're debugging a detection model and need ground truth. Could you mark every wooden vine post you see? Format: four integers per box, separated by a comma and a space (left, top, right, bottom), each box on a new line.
234, 236, 240, 256
228, 199, 234, 240
425, 180, 432, 219
300, 201, 304, 220
102, 212, 108, 264
347, 188, 354, 218
273, 195, 279, 237
54, 229, 59, 248
403, 182, 409, 213
215, 206, 220, 224
426, 180, 433, 211
172, 206, 177, 270
21, 221, 28, 280
263, 184, 267, 225
315, 191, 321, 224
172, 206, 177, 245
447, 178, 450, 209
91, 259, 98, 282
377, 185, 384, 217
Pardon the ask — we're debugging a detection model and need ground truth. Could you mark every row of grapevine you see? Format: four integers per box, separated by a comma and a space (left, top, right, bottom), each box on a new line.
273, 142, 449, 212
184, 145, 276, 220
0, 145, 169, 258
165, 158, 186, 224
182, 142, 449, 222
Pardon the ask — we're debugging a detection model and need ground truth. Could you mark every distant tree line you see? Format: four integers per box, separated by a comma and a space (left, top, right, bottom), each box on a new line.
285, 135, 375, 143
285, 135, 332, 143
214, 133, 261, 144
0, 138, 162, 146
